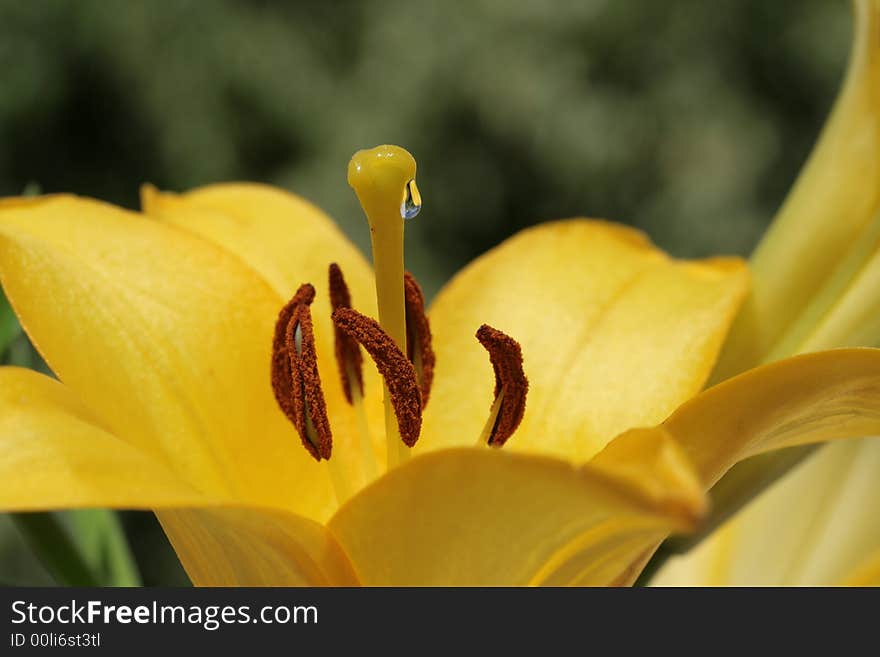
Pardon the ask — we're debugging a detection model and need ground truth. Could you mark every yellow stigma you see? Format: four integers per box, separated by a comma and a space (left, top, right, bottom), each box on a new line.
348, 145, 420, 468
348, 145, 418, 224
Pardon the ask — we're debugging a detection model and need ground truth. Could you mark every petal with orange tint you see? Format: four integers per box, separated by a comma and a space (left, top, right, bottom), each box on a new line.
843, 548, 880, 586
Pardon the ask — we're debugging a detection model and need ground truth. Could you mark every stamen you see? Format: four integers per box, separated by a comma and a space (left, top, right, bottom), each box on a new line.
332, 307, 422, 447
475, 324, 529, 447
328, 263, 377, 482
404, 271, 435, 407
270, 283, 333, 461
328, 263, 364, 403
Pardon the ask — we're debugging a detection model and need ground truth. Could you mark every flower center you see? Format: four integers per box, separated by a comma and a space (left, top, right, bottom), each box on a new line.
270, 145, 529, 504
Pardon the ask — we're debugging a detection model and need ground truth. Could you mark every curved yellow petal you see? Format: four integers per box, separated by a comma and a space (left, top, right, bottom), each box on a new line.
423, 220, 748, 461
0, 367, 356, 586
158, 508, 359, 586
654, 437, 880, 586
0, 195, 334, 520
663, 348, 880, 487
713, 0, 880, 378
142, 183, 385, 475
0, 366, 207, 510
588, 427, 706, 524
796, 243, 880, 352
141, 183, 375, 308
328, 444, 705, 586
0, 367, 357, 586
842, 546, 880, 586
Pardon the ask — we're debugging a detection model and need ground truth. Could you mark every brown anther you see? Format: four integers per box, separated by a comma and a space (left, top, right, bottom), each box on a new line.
404, 271, 435, 407
328, 263, 364, 404
270, 283, 333, 461
476, 324, 529, 447
332, 307, 422, 447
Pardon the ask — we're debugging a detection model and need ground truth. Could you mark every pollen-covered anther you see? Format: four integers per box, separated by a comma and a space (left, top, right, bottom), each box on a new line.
404, 271, 435, 407
476, 324, 529, 447
328, 263, 364, 404
331, 307, 422, 447
270, 283, 333, 461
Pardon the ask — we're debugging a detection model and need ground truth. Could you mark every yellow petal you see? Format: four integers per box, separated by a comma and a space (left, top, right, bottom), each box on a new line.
328, 446, 705, 586
713, 0, 880, 378
842, 546, 880, 586
589, 427, 706, 525
654, 437, 880, 586
142, 183, 385, 474
158, 508, 359, 586
796, 243, 880, 352
0, 366, 207, 510
0, 195, 334, 520
423, 220, 747, 461
0, 367, 356, 586
663, 348, 880, 487
141, 183, 375, 308
0, 367, 357, 586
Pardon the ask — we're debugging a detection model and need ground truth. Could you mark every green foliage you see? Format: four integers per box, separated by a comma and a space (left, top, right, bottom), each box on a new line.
12, 513, 101, 586
11, 510, 141, 586
0, 0, 851, 294
0, 294, 20, 359
68, 510, 142, 586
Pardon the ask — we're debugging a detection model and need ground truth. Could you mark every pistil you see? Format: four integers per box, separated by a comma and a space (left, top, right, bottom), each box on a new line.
348, 145, 421, 468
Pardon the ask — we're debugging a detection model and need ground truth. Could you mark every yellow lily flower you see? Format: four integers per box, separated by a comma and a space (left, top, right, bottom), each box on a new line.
655, 0, 880, 586
2, 136, 880, 585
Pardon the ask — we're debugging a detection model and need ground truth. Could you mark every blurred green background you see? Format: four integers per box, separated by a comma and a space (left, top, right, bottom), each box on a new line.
0, 0, 852, 585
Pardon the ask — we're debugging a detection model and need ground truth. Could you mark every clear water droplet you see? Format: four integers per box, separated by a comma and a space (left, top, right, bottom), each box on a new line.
400, 179, 421, 220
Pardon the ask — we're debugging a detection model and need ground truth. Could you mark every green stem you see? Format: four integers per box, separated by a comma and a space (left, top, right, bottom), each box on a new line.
0, 293, 21, 358
69, 509, 142, 586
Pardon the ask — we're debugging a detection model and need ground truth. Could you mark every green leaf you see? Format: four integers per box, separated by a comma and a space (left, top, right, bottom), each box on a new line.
68, 510, 142, 586
12, 510, 142, 586
12, 512, 101, 586
21, 181, 42, 197
0, 292, 22, 359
